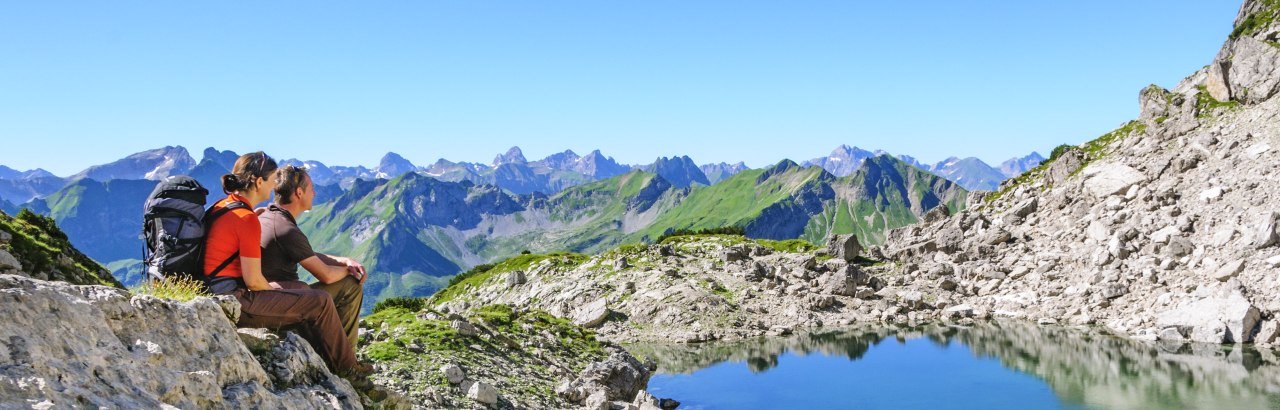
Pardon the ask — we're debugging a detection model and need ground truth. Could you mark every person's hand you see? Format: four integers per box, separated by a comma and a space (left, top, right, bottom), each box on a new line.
254, 207, 268, 216
343, 258, 367, 284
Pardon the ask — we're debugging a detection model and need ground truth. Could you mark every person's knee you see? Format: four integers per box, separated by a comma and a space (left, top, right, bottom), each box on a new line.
337, 276, 364, 297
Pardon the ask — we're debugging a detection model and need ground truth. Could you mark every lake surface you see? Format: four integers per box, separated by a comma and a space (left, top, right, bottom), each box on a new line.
630, 322, 1280, 410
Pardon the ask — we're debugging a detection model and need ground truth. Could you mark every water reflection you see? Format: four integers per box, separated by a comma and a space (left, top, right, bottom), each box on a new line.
629, 322, 1280, 409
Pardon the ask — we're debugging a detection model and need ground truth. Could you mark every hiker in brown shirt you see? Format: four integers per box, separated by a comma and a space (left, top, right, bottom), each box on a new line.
259, 165, 367, 349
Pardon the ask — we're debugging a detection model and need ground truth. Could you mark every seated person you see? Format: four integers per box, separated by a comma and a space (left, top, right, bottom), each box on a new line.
259, 165, 367, 348
203, 152, 368, 377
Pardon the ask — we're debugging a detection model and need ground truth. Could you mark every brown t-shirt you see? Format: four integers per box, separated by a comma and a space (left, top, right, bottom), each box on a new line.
258, 204, 316, 282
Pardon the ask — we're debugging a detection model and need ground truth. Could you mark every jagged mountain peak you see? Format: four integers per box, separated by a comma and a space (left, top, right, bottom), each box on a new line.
999, 151, 1047, 178
70, 146, 196, 182
493, 146, 528, 166
375, 152, 418, 179
0, 165, 57, 181
643, 156, 710, 189
700, 161, 751, 184
804, 145, 878, 177
929, 156, 1006, 191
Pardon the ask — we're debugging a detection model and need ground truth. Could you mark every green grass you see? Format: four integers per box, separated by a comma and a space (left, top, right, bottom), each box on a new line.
756, 238, 817, 253
131, 276, 209, 302
373, 296, 429, 314
0, 209, 119, 288
431, 252, 588, 304
361, 306, 467, 355
1194, 85, 1241, 118
360, 303, 604, 363
1049, 144, 1074, 161
1230, 0, 1280, 40
654, 226, 746, 244
631, 162, 826, 241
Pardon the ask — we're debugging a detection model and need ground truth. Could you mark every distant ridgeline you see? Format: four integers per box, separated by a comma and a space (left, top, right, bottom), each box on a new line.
0, 143, 1008, 309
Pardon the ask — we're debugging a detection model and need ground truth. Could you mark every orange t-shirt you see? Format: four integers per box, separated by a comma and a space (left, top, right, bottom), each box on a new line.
203, 194, 261, 278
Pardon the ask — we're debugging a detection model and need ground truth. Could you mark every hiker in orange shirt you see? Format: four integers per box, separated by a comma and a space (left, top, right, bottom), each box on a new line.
203, 151, 370, 378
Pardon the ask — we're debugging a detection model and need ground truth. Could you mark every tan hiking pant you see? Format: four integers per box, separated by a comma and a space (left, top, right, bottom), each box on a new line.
277, 276, 364, 349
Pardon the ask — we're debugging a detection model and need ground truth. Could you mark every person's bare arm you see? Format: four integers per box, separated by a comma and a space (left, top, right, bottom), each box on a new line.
300, 255, 353, 284
240, 257, 273, 291
316, 253, 367, 284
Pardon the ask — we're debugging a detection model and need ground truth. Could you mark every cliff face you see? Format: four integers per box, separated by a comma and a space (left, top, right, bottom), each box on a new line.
0, 274, 360, 408
876, 0, 1280, 345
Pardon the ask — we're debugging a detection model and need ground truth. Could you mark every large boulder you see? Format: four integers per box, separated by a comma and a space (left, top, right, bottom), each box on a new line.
820, 266, 868, 296
0, 274, 359, 408
0, 249, 20, 274
466, 381, 498, 405
1081, 162, 1147, 198
573, 298, 611, 328
560, 347, 652, 402
1252, 211, 1279, 249
826, 234, 862, 262
1156, 289, 1261, 343
1220, 34, 1280, 104
1044, 150, 1085, 187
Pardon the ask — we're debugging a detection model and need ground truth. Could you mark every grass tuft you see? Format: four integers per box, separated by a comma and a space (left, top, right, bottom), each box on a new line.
131, 276, 209, 302
373, 296, 429, 314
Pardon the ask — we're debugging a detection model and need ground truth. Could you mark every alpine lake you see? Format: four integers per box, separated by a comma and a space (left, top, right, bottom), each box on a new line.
627, 321, 1280, 410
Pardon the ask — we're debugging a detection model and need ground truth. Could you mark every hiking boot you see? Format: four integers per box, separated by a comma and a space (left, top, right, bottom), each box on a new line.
339, 361, 375, 379
339, 361, 376, 392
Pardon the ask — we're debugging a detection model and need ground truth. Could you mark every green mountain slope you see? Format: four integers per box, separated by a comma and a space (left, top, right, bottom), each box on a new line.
29, 179, 159, 268
16, 153, 964, 308
0, 209, 119, 287
296, 155, 966, 309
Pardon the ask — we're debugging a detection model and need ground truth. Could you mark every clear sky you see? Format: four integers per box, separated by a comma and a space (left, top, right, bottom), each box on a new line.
0, 1, 1243, 176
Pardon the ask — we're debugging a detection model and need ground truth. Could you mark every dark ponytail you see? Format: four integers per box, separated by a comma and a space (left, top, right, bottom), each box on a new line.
222, 151, 279, 195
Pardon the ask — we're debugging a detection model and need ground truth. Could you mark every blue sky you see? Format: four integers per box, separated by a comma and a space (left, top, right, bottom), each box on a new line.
0, 1, 1242, 175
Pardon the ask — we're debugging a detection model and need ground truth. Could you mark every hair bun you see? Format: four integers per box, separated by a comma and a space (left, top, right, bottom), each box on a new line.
221, 174, 243, 193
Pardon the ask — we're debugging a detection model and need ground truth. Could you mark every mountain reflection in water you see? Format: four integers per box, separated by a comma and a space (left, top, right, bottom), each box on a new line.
629, 322, 1280, 409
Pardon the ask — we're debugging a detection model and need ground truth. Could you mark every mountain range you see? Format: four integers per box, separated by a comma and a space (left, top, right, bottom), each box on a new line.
297, 155, 967, 307
0, 144, 1039, 205
800, 145, 1044, 191
0, 143, 1033, 308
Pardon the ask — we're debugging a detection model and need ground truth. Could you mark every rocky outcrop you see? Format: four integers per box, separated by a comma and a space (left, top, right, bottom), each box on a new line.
0, 274, 359, 408
0, 209, 120, 288
359, 303, 661, 409
435, 236, 901, 343
866, 0, 1280, 347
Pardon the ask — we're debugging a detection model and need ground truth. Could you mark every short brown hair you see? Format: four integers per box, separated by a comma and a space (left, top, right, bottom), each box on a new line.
273, 165, 310, 205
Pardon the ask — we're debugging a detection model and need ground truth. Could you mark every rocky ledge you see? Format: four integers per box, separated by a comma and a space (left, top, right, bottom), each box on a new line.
0, 273, 359, 408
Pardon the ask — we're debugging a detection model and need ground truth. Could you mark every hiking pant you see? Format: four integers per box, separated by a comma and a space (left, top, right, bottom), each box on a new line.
232, 287, 357, 373
276, 277, 364, 349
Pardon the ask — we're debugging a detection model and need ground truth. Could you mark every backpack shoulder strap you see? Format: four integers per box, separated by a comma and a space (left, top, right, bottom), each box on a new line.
203, 200, 252, 278
205, 201, 250, 223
